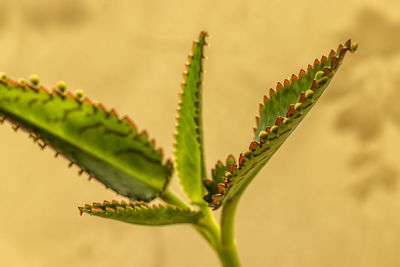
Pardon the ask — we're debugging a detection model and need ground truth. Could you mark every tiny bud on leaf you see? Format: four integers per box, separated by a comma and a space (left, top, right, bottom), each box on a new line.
283, 118, 291, 125
75, 89, 84, 99
259, 130, 268, 141
270, 125, 278, 134
314, 71, 324, 80
29, 75, 39, 86
294, 102, 303, 111
305, 89, 314, 99
243, 150, 252, 159
57, 81, 67, 92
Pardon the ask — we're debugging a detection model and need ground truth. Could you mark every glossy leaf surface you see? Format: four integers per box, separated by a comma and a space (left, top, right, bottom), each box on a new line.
0, 78, 173, 201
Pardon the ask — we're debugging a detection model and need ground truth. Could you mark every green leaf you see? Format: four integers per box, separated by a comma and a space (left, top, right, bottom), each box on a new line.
79, 200, 202, 225
174, 32, 208, 204
203, 155, 236, 204
205, 40, 358, 208
0, 77, 173, 201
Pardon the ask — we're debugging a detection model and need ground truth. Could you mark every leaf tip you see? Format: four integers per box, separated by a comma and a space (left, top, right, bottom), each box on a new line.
350, 42, 358, 53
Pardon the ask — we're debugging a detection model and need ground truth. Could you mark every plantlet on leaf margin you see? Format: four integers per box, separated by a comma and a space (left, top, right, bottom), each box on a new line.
0, 32, 357, 267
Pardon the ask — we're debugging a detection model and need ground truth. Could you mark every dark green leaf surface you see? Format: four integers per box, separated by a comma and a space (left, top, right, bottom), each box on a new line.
205, 40, 358, 208
79, 200, 201, 225
203, 155, 236, 203
0, 78, 173, 201
174, 32, 208, 205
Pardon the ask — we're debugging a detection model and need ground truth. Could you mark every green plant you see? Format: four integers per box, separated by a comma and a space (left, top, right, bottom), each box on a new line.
0, 32, 357, 267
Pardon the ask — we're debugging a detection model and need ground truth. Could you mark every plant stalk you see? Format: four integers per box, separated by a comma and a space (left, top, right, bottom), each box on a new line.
159, 189, 189, 208
220, 196, 241, 267
160, 190, 221, 252
161, 189, 241, 266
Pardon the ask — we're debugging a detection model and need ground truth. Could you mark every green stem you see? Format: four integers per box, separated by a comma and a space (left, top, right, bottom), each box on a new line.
161, 189, 241, 267
196, 206, 221, 251
159, 189, 189, 208
160, 190, 221, 251
220, 196, 241, 267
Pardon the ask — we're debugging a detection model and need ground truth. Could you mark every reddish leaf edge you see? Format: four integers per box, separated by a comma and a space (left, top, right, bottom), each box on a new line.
173, 31, 208, 203
78, 199, 201, 224
79, 199, 148, 216
206, 39, 358, 209
0, 75, 174, 198
202, 154, 236, 203
173, 31, 209, 165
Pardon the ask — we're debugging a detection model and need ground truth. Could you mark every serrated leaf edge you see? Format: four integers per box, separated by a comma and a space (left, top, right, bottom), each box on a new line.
0, 77, 174, 197
173, 31, 208, 203
207, 40, 358, 208
79, 199, 201, 224
202, 154, 236, 202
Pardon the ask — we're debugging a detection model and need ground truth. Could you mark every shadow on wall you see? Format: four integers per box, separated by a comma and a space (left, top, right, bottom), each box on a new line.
326, 7, 400, 201
0, 1, 90, 31
0, 2, 8, 32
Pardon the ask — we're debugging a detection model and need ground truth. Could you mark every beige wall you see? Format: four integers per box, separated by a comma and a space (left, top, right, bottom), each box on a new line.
0, 1, 399, 266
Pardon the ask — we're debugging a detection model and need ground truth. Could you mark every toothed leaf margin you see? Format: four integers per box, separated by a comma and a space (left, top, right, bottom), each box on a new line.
206, 40, 358, 208
0, 77, 173, 201
173, 32, 208, 204
79, 200, 202, 226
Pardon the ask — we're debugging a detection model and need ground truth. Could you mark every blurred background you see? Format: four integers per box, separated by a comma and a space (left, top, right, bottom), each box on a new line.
0, 0, 399, 266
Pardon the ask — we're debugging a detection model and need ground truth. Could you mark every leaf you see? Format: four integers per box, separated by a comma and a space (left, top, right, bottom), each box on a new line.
79, 200, 202, 225
0, 77, 173, 201
203, 155, 236, 204
205, 40, 358, 209
174, 32, 208, 204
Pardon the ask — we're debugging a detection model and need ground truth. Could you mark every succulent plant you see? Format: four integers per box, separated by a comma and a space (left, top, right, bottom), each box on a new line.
0, 32, 357, 266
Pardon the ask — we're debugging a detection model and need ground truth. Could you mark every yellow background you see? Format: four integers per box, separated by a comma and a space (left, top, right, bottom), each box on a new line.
0, 1, 399, 266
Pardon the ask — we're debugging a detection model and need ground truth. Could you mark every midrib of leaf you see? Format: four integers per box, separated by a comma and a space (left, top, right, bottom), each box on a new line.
0, 80, 172, 201
4, 108, 160, 190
